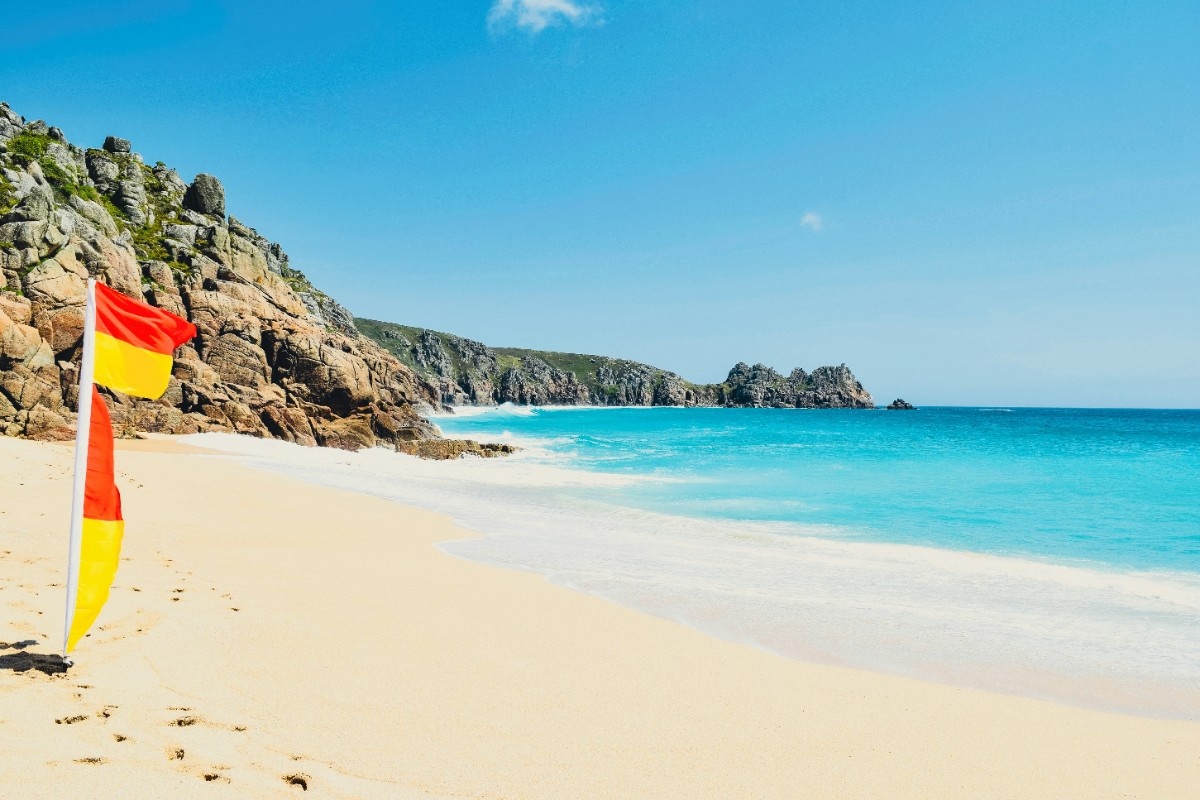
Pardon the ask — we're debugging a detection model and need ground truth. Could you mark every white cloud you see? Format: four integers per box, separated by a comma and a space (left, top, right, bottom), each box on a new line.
488, 0, 603, 34
800, 212, 823, 232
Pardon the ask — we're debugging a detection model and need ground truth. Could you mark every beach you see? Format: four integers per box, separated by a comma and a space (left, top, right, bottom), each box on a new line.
2, 434, 1199, 799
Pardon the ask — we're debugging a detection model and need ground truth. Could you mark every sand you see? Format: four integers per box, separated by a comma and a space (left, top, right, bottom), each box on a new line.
1, 435, 1197, 799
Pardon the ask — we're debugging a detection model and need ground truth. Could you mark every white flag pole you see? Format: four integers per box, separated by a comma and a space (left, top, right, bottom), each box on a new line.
62, 278, 97, 661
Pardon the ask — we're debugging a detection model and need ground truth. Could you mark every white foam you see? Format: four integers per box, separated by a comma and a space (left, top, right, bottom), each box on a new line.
183, 432, 1200, 720
428, 402, 566, 419
429, 403, 697, 419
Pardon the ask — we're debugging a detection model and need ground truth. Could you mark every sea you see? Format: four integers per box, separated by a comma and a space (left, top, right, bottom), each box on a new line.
187, 405, 1200, 719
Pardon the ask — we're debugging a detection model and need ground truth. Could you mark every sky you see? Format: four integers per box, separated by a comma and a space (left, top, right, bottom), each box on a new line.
3, 0, 1197, 407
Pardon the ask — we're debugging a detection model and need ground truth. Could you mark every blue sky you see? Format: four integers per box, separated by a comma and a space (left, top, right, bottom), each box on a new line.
4, 1, 1197, 406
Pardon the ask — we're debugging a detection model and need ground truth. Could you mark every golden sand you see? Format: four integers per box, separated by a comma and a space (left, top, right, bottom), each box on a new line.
1, 436, 1197, 798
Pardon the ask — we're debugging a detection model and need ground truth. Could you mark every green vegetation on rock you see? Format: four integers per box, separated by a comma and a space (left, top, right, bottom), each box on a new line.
7, 130, 50, 162
131, 223, 170, 261
0, 173, 14, 214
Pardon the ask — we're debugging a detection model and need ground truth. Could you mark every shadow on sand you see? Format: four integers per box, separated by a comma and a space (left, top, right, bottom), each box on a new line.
0, 640, 69, 675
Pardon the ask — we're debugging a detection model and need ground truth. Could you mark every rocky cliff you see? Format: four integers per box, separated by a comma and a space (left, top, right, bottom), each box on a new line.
357, 320, 875, 409
0, 102, 452, 451
0, 100, 873, 452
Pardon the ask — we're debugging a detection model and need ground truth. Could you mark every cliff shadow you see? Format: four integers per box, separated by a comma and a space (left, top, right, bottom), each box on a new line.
0, 640, 69, 675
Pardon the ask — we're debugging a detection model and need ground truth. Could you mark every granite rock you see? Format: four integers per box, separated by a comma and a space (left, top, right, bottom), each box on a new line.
0, 101, 449, 454
184, 173, 225, 217
103, 136, 131, 154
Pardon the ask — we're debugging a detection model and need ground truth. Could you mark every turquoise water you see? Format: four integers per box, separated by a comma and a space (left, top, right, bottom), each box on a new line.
433, 406, 1200, 574
191, 408, 1200, 717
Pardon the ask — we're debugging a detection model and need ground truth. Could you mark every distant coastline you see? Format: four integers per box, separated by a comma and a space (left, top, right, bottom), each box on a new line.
358, 318, 876, 410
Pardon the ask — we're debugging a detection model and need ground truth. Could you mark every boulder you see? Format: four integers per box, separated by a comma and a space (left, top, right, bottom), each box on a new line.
313, 414, 375, 450
205, 333, 271, 387
184, 173, 225, 216
0, 294, 32, 326
23, 256, 86, 307
114, 162, 148, 226
68, 195, 119, 237
0, 220, 49, 250
152, 164, 188, 195
103, 136, 131, 153
85, 151, 119, 188
259, 404, 316, 446
3, 186, 52, 223
18, 405, 74, 441
887, 398, 915, 410
396, 439, 519, 459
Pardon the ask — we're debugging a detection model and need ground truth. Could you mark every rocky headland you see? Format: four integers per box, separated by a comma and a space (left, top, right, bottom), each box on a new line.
357, 320, 875, 409
0, 103, 485, 453
0, 101, 875, 455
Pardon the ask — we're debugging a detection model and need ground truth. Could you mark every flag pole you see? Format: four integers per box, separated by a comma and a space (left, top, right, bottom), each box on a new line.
62, 278, 97, 662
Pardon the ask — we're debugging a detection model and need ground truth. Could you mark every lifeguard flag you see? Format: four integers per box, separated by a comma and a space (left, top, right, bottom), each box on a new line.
93, 280, 196, 399
65, 386, 124, 653
63, 279, 195, 657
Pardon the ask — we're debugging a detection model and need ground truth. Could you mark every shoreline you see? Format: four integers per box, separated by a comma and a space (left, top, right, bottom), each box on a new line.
3, 434, 1199, 797
192, 429, 1200, 722
430, 402, 1200, 414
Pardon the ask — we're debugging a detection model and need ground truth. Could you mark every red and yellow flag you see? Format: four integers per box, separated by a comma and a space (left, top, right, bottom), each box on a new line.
64, 280, 196, 656
65, 386, 124, 653
93, 281, 196, 399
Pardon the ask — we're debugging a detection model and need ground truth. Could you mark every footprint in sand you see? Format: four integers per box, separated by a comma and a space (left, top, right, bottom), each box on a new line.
170, 755, 232, 784
162, 708, 256, 787
167, 712, 247, 733
283, 773, 311, 791
54, 703, 115, 726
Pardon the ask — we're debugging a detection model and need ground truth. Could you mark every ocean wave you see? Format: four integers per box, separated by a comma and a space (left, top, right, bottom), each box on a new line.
427, 402, 540, 419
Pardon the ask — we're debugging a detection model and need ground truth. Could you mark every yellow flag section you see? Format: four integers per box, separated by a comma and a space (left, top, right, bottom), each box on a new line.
63, 280, 196, 658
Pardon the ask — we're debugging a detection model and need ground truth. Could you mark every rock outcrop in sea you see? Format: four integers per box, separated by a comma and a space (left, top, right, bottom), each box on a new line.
0, 103, 451, 451
357, 320, 875, 409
